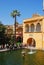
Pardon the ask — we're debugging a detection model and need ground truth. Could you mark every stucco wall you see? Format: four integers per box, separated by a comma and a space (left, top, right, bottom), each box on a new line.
23, 32, 43, 49
23, 16, 44, 50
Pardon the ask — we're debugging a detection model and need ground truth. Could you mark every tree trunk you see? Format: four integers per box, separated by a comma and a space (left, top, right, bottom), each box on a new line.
14, 16, 16, 44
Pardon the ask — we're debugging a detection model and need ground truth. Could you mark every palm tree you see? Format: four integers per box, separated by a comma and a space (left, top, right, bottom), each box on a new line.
11, 10, 20, 44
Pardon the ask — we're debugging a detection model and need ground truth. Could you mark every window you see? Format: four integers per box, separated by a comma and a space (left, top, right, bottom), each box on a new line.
31, 24, 34, 32
25, 24, 29, 32
36, 23, 41, 32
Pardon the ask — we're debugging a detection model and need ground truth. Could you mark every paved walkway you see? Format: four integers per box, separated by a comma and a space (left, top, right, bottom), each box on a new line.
0, 48, 10, 52
0, 46, 44, 52
24, 46, 44, 50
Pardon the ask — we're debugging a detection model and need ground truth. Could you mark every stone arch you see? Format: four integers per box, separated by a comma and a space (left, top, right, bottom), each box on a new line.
30, 24, 35, 32
27, 38, 36, 47
36, 23, 41, 32
16, 36, 23, 43
25, 24, 29, 32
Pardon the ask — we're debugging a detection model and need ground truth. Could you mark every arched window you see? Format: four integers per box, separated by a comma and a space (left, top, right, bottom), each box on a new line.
36, 23, 41, 32
29, 26, 31, 32
31, 24, 35, 32
25, 24, 29, 32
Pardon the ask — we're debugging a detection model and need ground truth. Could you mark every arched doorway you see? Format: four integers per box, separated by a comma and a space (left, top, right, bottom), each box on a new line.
27, 38, 36, 47
16, 36, 23, 43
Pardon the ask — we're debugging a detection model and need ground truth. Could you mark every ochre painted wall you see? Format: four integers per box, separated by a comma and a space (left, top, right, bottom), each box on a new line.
23, 15, 44, 50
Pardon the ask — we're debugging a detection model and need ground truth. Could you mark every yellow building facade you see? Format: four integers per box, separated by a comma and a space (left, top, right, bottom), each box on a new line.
23, 14, 44, 50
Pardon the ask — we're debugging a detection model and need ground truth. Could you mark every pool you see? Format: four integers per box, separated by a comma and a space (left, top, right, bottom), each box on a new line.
0, 49, 44, 65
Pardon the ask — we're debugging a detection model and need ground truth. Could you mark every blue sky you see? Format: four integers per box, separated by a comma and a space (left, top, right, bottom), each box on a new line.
0, 0, 43, 25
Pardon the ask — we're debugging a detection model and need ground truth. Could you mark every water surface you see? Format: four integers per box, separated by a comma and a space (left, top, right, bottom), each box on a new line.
0, 49, 44, 65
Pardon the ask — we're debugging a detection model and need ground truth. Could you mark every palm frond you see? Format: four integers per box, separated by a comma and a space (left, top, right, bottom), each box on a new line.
11, 10, 20, 17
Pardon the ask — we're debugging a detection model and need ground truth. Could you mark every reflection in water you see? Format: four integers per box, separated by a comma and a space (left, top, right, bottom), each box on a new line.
0, 53, 5, 65
0, 49, 44, 65
34, 51, 44, 65
22, 52, 28, 65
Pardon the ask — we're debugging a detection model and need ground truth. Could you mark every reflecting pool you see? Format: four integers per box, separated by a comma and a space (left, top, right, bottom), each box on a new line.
0, 49, 44, 65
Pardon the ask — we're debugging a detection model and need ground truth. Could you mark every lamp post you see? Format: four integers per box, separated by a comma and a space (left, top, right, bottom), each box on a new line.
42, 0, 44, 50
43, 0, 44, 11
